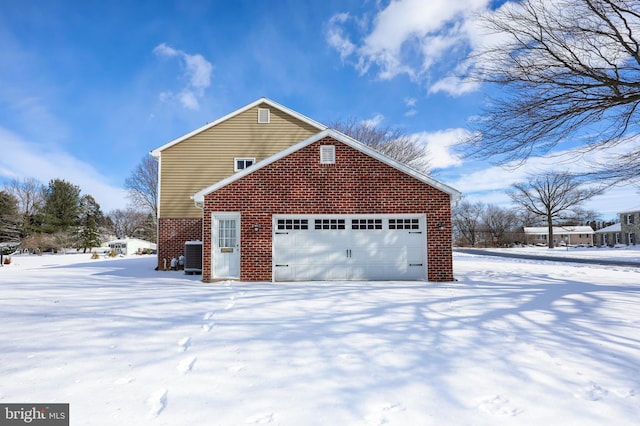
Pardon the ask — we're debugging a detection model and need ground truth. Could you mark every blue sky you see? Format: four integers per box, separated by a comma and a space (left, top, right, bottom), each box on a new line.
0, 0, 631, 219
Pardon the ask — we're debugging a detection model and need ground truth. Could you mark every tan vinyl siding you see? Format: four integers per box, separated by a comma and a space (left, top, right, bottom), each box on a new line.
159, 104, 320, 218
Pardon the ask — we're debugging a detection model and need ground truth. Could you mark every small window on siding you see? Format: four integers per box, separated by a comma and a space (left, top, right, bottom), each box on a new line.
234, 157, 255, 172
320, 145, 335, 164
258, 108, 270, 124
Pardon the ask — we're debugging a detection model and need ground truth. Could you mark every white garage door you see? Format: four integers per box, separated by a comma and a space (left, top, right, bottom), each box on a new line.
272, 214, 427, 281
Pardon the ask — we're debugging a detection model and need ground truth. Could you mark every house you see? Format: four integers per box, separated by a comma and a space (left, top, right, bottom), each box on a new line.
620, 205, 640, 245
523, 226, 594, 247
594, 223, 621, 247
151, 98, 462, 282
107, 238, 156, 255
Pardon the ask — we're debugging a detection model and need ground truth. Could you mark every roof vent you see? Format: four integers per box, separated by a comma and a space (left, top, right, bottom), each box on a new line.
320, 145, 336, 164
258, 108, 270, 124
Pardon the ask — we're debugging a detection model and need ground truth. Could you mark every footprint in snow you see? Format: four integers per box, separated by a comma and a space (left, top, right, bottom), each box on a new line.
202, 322, 215, 332
245, 412, 273, 424
177, 336, 191, 352
177, 356, 197, 374
113, 377, 135, 385
147, 389, 168, 417
574, 382, 609, 401
225, 301, 235, 310
203, 312, 215, 320
477, 395, 522, 417
364, 402, 404, 425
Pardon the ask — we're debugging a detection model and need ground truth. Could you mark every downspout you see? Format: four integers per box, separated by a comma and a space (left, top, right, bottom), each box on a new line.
192, 195, 205, 281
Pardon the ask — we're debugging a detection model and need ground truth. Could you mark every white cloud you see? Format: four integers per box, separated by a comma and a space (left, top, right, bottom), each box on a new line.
153, 43, 214, 110
326, 0, 491, 90
325, 13, 356, 60
412, 128, 467, 169
360, 113, 385, 128
0, 127, 128, 212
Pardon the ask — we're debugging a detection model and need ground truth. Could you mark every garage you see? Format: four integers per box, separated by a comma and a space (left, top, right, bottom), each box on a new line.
272, 214, 427, 281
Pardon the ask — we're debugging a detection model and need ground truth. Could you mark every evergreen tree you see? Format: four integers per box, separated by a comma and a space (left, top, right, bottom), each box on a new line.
78, 195, 104, 252
41, 179, 82, 234
78, 217, 101, 253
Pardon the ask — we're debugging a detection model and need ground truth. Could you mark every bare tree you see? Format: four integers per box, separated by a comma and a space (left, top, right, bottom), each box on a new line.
108, 208, 155, 240
482, 204, 520, 246
452, 201, 485, 246
4, 178, 44, 238
508, 172, 605, 248
331, 118, 431, 173
0, 191, 20, 243
464, 0, 640, 183
125, 156, 158, 216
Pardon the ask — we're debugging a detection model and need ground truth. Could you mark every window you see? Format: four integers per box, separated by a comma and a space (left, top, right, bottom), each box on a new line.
314, 219, 345, 230
388, 218, 420, 230
352, 219, 382, 230
276, 219, 308, 230
258, 108, 270, 124
627, 214, 635, 224
234, 157, 255, 172
320, 145, 336, 164
218, 219, 237, 248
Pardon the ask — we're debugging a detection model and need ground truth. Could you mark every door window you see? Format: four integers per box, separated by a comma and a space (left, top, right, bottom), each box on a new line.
218, 219, 237, 248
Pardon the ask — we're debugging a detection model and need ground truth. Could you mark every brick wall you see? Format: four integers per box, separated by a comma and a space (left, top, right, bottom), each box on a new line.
157, 218, 203, 270
202, 137, 455, 282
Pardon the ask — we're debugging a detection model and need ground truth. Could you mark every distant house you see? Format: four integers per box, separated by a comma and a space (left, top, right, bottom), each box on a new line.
594, 223, 621, 247
107, 238, 156, 255
523, 226, 594, 247
620, 205, 640, 245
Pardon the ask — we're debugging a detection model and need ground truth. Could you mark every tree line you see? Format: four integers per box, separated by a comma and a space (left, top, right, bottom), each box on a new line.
0, 176, 156, 255
452, 170, 615, 248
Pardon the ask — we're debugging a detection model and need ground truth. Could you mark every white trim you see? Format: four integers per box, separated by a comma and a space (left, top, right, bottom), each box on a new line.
193, 129, 462, 203
212, 212, 241, 279
150, 98, 327, 156
156, 156, 162, 219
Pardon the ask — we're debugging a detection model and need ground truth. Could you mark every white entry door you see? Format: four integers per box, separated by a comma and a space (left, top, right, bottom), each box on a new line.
212, 213, 240, 279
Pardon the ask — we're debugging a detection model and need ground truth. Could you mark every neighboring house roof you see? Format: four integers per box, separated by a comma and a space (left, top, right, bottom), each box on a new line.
594, 223, 621, 234
107, 237, 157, 247
524, 226, 595, 235
619, 205, 640, 214
192, 128, 462, 204
150, 97, 327, 157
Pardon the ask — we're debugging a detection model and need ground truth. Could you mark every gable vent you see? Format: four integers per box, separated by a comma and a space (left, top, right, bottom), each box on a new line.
257, 108, 270, 124
320, 145, 336, 164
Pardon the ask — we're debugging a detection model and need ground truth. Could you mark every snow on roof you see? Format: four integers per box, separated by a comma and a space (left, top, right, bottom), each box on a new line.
619, 205, 640, 214
594, 223, 621, 233
524, 226, 595, 235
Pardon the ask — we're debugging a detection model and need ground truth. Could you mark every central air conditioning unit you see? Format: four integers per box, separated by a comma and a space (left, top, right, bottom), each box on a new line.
184, 241, 203, 275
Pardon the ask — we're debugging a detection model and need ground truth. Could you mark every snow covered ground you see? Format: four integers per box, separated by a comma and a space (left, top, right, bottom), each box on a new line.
468, 244, 640, 261
0, 249, 638, 425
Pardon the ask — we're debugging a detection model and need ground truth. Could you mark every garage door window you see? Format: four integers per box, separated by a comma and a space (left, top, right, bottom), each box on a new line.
389, 218, 420, 230
276, 219, 309, 230
315, 219, 346, 230
352, 219, 383, 230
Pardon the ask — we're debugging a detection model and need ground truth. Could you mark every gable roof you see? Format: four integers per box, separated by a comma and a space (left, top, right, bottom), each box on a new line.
192, 128, 462, 204
150, 97, 327, 157
594, 223, 621, 233
524, 226, 595, 235
620, 205, 640, 214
